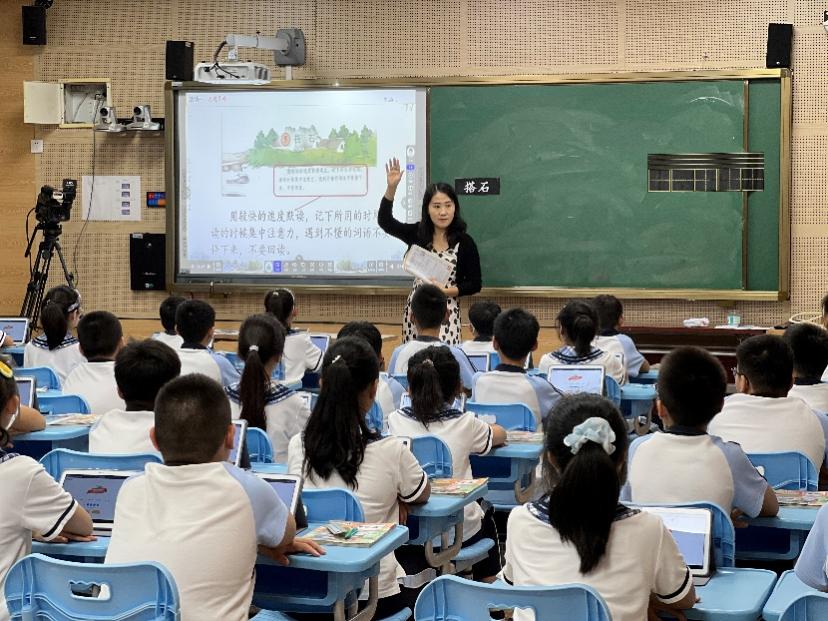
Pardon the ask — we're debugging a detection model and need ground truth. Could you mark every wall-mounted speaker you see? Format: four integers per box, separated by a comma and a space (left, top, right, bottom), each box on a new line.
766, 23, 793, 69
130, 233, 166, 291
22, 6, 46, 45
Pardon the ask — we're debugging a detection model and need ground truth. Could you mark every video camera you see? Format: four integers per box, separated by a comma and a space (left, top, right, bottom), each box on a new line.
35, 179, 77, 226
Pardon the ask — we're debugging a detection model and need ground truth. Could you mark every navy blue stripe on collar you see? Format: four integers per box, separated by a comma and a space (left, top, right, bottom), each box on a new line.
181, 342, 207, 350
794, 377, 823, 386
495, 364, 526, 374
474, 336, 492, 342
663, 425, 708, 436
415, 336, 441, 343
401, 406, 464, 422
600, 329, 620, 336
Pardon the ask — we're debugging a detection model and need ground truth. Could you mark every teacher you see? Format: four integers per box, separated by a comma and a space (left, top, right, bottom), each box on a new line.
378, 157, 482, 345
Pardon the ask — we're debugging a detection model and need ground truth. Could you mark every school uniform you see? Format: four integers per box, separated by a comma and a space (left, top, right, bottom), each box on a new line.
460, 338, 496, 356
708, 393, 828, 469
595, 329, 648, 377
63, 360, 125, 416
789, 379, 828, 413
151, 331, 184, 350
503, 499, 692, 621
376, 374, 405, 420
209, 348, 241, 388
471, 363, 562, 425
388, 406, 493, 540
287, 434, 428, 600
88, 409, 156, 455
538, 345, 626, 385
106, 461, 288, 621
387, 336, 476, 390
23, 334, 86, 385
794, 502, 828, 589
283, 329, 323, 385
621, 427, 769, 516
0, 450, 79, 621
176, 345, 223, 385
226, 381, 311, 463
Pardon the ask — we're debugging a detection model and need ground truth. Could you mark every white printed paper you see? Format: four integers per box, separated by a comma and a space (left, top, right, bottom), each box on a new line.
81, 175, 141, 221
403, 245, 453, 287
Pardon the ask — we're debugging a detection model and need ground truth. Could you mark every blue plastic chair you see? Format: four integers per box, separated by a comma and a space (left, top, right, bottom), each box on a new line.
488, 352, 501, 370
414, 575, 611, 620
736, 452, 817, 562
366, 400, 384, 433
246, 427, 274, 464
218, 351, 245, 373
763, 570, 820, 621
629, 369, 659, 384
779, 592, 828, 620
466, 402, 536, 431
4, 553, 179, 620
38, 393, 91, 414
14, 366, 61, 391
409, 435, 453, 479
39, 448, 161, 481
302, 488, 365, 522
392, 373, 409, 390
603, 376, 621, 407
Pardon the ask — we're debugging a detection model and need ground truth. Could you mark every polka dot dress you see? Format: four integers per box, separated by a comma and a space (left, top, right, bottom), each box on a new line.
402, 244, 462, 345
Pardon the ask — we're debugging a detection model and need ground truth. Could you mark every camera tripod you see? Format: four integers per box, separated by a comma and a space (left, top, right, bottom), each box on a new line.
20, 222, 75, 330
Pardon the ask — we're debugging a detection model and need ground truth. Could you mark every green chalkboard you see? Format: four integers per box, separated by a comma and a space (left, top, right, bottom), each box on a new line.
429, 79, 782, 291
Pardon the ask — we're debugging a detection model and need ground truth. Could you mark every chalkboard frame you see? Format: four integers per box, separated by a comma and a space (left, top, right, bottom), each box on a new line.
165, 69, 790, 301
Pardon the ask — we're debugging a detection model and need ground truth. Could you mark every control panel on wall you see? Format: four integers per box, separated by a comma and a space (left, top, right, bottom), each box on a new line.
23, 80, 112, 127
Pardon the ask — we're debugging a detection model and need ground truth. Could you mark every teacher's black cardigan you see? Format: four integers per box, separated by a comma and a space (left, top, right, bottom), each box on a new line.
378, 197, 482, 297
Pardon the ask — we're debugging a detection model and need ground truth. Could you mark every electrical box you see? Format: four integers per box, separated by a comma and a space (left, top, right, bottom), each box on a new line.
23, 79, 111, 127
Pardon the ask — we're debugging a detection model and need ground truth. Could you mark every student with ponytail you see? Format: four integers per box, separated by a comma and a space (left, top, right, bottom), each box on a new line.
502, 394, 695, 621
264, 289, 323, 385
287, 337, 430, 617
23, 285, 85, 383
388, 346, 505, 581
538, 300, 625, 384
226, 314, 311, 463
0, 358, 94, 620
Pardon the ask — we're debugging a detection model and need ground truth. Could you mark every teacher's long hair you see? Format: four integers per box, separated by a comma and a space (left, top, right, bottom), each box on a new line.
418, 182, 467, 247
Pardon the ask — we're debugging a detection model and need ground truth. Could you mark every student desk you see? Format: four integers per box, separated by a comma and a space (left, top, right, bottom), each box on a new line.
252, 462, 289, 474
33, 526, 410, 621
406, 483, 488, 570
749, 506, 820, 531
5, 345, 24, 366
687, 567, 777, 621
11, 424, 89, 459
471, 443, 542, 510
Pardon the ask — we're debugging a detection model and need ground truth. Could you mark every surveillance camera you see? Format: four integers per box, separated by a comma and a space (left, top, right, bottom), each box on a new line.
127, 104, 160, 131
133, 106, 142, 116
94, 106, 126, 133
99, 107, 110, 118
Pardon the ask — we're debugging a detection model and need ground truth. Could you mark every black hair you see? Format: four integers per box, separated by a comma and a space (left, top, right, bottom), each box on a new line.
557, 301, 598, 357
302, 337, 380, 488
592, 295, 624, 333
468, 301, 502, 339
237, 314, 286, 430
494, 308, 539, 360
264, 288, 295, 328
115, 340, 181, 410
411, 284, 447, 330
40, 285, 80, 350
407, 346, 461, 427
822, 293, 828, 319
159, 296, 186, 333
337, 321, 382, 358
175, 299, 216, 344
417, 182, 467, 247
544, 394, 629, 574
154, 374, 231, 464
736, 334, 794, 396
657, 346, 727, 427
0, 358, 18, 448
77, 311, 123, 360
784, 323, 828, 381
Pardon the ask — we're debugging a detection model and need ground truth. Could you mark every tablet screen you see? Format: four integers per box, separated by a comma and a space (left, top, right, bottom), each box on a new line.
228, 420, 247, 467
0, 318, 27, 343
640, 507, 711, 570
468, 354, 489, 373
61, 473, 131, 524
548, 366, 604, 395
15, 378, 34, 408
310, 335, 330, 353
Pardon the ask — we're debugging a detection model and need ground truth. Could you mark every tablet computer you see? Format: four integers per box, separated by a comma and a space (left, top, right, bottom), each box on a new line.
548, 365, 605, 396
0, 317, 29, 344
467, 354, 490, 373
15, 378, 35, 408
228, 419, 248, 467
310, 334, 331, 354
638, 506, 713, 586
59, 469, 138, 536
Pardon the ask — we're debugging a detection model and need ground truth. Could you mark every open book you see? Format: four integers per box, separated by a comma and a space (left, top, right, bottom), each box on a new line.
430, 478, 488, 496
304, 521, 397, 547
776, 490, 828, 507
403, 245, 453, 287
506, 431, 544, 444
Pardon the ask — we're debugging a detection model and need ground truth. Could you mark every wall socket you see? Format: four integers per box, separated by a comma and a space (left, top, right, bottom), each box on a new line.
30, 139, 43, 154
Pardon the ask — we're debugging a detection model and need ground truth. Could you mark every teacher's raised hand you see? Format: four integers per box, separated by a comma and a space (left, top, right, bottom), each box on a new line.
384, 157, 404, 200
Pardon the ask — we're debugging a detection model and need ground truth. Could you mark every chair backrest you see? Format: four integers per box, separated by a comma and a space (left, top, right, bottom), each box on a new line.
365, 400, 384, 433
747, 452, 818, 491
779, 592, 828, 620
466, 402, 536, 431
218, 351, 245, 373
14, 366, 60, 391
604, 376, 621, 406
38, 393, 91, 415
4, 553, 179, 620
302, 488, 365, 522
39, 449, 162, 481
409, 435, 453, 478
414, 575, 611, 621
635, 501, 734, 568
489, 351, 501, 369
246, 427, 274, 464
392, 374, 409, 390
